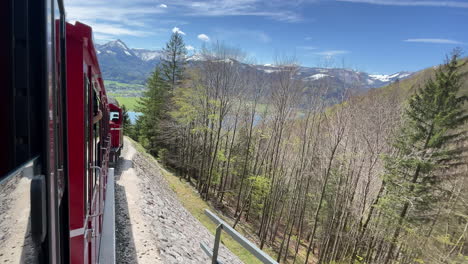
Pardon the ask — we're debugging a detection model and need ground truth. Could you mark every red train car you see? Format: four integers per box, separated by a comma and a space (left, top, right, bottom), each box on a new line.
66, 22, 114, 264
108, 99, 124, 163
1, 1, 115, 263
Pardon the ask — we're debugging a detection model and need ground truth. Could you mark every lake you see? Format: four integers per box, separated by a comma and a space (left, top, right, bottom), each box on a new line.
127, 111, 142, 124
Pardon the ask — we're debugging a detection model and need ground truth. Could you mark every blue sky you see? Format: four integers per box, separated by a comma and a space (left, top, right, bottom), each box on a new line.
66, 0, 468, 74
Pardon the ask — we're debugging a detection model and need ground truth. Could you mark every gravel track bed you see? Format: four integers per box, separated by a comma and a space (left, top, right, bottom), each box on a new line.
115, 138, 243, 264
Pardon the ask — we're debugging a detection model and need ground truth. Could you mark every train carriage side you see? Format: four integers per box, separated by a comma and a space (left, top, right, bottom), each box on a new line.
0, 1, 115, 263
66, 21, 114, 264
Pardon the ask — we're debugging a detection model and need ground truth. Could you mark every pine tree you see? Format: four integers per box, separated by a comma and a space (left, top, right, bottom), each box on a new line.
121, 105, 131, 135
161, 31, 187, 91
137, 67, 170, 156
383, 50, 468, 263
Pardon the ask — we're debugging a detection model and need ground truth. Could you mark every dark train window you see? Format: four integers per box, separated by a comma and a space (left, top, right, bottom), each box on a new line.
0, 0, 44, 178
110, 111, 120, 122
92, 88, 101, 188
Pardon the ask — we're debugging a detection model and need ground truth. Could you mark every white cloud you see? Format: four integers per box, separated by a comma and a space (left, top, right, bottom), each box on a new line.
89, 23, 153, 37
93, 33, 116, 43
67, 1, 167, 24
198, 34, 210, 42
172, 27, 186, 35
159, 4, 168, 8
298, 46, 318, 50
314, 50, 349, 56
212, 29, 271, 43
165, 0, 304, 22
186, 45, 195, 51
404, 38, 464, 44
66, 0, 168, 38
337, 0, 468, 8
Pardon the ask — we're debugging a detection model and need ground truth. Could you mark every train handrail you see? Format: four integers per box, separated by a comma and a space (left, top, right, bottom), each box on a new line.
201, 209, 278, 264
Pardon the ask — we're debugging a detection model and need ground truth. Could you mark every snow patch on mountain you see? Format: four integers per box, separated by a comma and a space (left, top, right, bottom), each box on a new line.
306, 73, 329, 80
111, 39, 129, 50
187, 53, 205, 62
132, 49, 162, 61
369, 72, 412, 83
369, 74, 391, 82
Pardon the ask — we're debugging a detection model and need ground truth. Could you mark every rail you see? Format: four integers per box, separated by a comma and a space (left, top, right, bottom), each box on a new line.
201, 209, 278, 264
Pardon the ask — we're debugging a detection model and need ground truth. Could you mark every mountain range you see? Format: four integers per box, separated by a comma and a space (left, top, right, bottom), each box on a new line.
96, 39, 413, 95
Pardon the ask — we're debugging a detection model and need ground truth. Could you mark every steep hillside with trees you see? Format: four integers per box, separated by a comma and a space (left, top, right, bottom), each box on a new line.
131, 29, 468, 264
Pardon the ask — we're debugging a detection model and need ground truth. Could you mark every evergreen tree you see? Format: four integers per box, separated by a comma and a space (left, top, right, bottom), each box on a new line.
383, 50, 468, 263
137, 67, 170, 156
161, 31, 187, 91
121, 105, 131, 135
130, 117, 142, 141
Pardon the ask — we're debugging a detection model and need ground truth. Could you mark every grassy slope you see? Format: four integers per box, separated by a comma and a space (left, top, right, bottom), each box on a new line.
126, 137, 278, 264
104, 80, 146, 90
115, 97, 141, 111
105, 80, 145, 104
103, 80, 146, 111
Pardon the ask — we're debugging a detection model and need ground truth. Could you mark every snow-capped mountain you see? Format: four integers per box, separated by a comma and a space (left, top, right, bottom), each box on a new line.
256, 64, 413, 89
95, 40, 162, 84
95, 39, 413, 94
369, 72, 413, 83
97, 39, 136, 57
96, 39, 163, 62
132, 49, 163, 62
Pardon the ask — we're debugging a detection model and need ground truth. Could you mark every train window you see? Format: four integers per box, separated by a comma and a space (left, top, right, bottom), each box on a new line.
110, 111, 120, 121
92, 88, 101, 188
0, 0, 13, 177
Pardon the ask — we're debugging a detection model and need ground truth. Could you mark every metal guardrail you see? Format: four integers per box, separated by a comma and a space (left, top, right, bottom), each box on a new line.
201, 209, 278, 264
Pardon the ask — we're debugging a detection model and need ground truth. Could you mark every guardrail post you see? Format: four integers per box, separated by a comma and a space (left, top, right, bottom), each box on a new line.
202, 209, 278, 264
212, 224, 223, 264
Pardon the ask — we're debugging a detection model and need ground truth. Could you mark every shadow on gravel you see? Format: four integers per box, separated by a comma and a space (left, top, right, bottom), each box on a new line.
114, 156, 139, 263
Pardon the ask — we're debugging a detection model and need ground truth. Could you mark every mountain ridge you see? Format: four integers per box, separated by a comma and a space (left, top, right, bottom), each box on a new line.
96, 39, 413, 94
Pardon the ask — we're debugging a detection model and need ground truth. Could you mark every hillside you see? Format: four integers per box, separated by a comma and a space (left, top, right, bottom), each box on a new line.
131, 47, 468, 263
372, 57, 468, 100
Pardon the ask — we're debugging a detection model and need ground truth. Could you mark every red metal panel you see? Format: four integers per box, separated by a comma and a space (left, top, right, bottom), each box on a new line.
69, 236, 85, 264
66, 23, 86, 264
